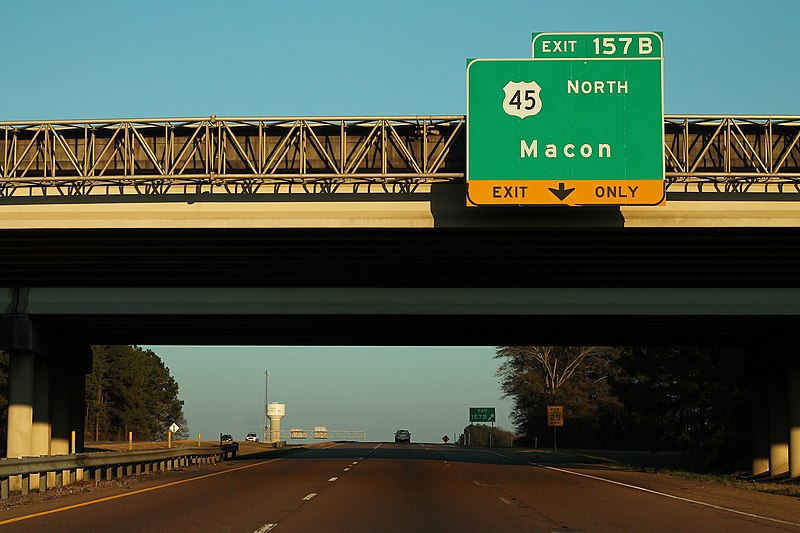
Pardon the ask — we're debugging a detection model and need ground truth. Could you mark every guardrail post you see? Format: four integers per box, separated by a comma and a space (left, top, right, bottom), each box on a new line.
30, 473, 41, 493
8, 475, 21, 495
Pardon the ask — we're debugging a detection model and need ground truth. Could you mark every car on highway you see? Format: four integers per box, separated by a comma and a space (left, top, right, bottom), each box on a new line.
245, 432, 259, 442
394, 429, 411, 443
221, 434, 234, 444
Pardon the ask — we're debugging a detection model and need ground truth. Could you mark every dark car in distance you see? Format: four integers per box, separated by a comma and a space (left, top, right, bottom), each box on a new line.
394, 429, 411, 443
221, 434, 234, 444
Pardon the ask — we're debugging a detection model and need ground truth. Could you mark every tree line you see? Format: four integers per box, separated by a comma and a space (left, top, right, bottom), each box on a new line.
87, 345, 189, 441
495, 345, 751, 470
0, 345, 188, 448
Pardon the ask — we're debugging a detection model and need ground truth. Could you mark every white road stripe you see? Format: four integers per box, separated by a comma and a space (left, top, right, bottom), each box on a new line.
253, 524, 277, 533
499, 497, 511, 505
302, 493, 317, 501
343, 467, 351, 471
328, 477, 338, 482
482, 450, 800, 528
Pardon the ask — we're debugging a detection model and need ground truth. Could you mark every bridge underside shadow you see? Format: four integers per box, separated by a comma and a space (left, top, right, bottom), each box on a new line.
24, 313, 792, 347
2, 225, 800, 480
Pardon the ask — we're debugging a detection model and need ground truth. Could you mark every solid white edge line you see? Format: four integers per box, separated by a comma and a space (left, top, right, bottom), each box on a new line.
482, 450, 800, 528
253, 524, 277, 533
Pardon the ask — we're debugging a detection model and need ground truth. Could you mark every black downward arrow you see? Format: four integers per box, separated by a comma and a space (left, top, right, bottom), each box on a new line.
548, 182, 575, 201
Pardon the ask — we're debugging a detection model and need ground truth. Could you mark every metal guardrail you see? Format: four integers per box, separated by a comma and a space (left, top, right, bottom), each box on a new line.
0, 444, 237, 499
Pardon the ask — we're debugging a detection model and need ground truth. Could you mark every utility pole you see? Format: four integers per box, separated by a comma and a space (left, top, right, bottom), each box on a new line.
264, 370, 270, 443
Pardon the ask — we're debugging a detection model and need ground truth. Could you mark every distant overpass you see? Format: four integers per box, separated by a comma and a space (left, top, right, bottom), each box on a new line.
1, 115, 800, 482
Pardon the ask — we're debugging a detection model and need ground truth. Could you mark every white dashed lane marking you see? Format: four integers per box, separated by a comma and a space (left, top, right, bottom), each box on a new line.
302, 493, 317, 501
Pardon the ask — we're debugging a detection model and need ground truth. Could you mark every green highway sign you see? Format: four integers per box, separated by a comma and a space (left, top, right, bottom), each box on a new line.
469, 407, 496, 423
466, 32, 664, 206
532, 32, 663, 59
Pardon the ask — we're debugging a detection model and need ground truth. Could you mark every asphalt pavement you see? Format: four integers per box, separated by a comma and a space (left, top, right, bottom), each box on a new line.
1, 443, 798, 532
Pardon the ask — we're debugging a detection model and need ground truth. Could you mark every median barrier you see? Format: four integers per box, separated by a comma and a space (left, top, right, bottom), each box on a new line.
0, 443, 238, 499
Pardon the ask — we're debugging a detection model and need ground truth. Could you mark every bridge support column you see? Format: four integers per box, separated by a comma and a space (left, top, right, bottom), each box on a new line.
2, 314, 41, 460
788, 362, 800, 479
750, 358, 770, 476
49, 345, 91, 455
68, 347, 91, 454
769, 364, 790, 476
50, 345, 92, 455
49, 363, 71, 455
31, 355, 51, 456
6, 350, 35, 459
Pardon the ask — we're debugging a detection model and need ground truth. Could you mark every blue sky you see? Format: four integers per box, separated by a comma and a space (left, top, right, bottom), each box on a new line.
3, 0, 798, 441
2, 0, 798, 120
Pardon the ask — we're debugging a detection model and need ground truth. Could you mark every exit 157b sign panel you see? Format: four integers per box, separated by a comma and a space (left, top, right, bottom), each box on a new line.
466, 32, 664, 206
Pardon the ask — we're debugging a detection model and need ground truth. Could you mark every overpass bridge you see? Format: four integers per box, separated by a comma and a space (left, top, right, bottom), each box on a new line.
1, 115, 800, 481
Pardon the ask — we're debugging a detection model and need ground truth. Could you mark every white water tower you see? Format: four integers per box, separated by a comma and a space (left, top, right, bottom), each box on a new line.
267, 403, 286, 443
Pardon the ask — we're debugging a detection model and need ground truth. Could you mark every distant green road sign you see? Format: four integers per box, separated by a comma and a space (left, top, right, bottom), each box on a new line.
467, 32, 664, 206
469, 407, 496, 423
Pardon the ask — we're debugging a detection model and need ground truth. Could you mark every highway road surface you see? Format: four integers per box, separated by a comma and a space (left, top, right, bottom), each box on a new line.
1, 443, 799, 532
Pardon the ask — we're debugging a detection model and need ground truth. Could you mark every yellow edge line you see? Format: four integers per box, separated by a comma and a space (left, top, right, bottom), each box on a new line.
0, 457, 281, 525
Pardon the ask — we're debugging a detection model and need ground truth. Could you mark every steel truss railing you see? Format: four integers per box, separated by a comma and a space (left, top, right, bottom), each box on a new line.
1, 115, 799, 197
0, 116, 465, 197
664, 115, 800, 193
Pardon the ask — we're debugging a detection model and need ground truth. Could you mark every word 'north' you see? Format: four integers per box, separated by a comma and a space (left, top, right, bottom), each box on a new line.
567, 80, 629, 94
